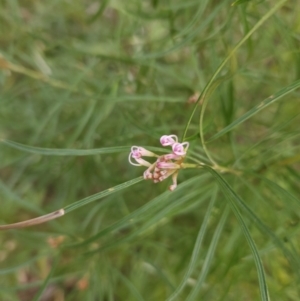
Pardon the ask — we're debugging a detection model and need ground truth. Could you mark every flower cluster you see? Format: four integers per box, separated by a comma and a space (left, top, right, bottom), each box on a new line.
128, 135, 189, 191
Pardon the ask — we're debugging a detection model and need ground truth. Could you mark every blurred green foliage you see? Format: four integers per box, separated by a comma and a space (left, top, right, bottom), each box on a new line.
0, 0, 300, 300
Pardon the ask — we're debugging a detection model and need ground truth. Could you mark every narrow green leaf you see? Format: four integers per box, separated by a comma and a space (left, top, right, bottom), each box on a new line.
116, 269, 146, 301
32, 256, 59, 301
167, 187, 218, 301
84, 185, 213, 255
207, 167, 300, 278
208, 79, 300, 142
182, 0, 288, 162
63, 177, 144, 214
68, 175, 209, 249
1, 139, 130, 156
98, 190, 205, 251
206, 167, 269, 301
225, 200, 269, 301
251, 172, 300, 207
186, 205, 230, 301
0, 255, 43, 275
88, 0, 110, 23
209, 166, 300, 287
0, 179, 44, 215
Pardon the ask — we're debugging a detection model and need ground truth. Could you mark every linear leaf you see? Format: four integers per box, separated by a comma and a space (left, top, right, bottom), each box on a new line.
85, 186, 212, 255
167, 187, 218, 301
206, 167, 300, 278
0, 255, 43, 275
0, 179, 44, 215
250, 172, 300, 207
186, 205, 230, 301
101, 191, 203, 251
206, 167, 269, 301
68, 175, 208, 248
63, 177, 144, 214
182, 0, 287, 147
115, 268, 146, 301
208, 79, 300, 142
1, 139, 130, 156
32, 256, 59, 301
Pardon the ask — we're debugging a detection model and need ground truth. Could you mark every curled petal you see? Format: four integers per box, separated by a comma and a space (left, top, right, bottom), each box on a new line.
130, 146, 142, 159
129, 154, 152, 167
130, 146, 157, 159
160, 135, 178, 146
172, 142, 189, 156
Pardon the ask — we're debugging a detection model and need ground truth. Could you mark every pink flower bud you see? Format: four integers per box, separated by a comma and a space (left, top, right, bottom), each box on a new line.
172, 142, 189, 156
143, 163, 156, 179
130, 146, 157, 158
143, 170, 153, 179
128, 154, 152, 167
160, 135, 178, 146
158, 169, 176, 181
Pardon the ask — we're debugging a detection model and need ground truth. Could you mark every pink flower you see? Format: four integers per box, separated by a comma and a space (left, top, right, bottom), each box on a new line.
160, 135, 178, 146
130, 146, 157, 158
128, 146, 158, 166
172, 142, 189, 156
128, 134, 189, 191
